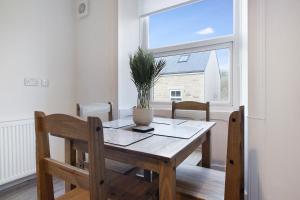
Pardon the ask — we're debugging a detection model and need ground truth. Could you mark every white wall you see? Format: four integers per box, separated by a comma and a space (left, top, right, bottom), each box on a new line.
0, 0, 76, 161
248, 0, 300, 199
118, 0, 140, 112
75, 0, 118, 118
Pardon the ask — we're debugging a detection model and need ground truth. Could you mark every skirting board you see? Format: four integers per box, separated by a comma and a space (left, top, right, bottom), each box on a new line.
0, 174, 36, 193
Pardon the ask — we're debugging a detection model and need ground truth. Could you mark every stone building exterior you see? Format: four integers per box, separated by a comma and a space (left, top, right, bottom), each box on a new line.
154, 50, 221, 102
154, 73, 204, 102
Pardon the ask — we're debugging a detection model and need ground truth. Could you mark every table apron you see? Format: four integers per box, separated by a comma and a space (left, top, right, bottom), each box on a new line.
72, 132, 208, 172
105, 148, 162, 172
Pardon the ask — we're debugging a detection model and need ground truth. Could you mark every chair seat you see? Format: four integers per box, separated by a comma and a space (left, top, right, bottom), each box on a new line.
176, 164, 225, 200
181, 149, 202, 166
56, 188, 89, 200
83, 159, 136, 175
56, 170, 157, 200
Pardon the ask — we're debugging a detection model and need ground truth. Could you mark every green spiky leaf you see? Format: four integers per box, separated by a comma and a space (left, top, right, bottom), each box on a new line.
129, 47, 166, 108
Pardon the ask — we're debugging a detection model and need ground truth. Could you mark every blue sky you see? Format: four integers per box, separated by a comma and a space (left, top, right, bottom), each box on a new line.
149, 0, 233, 71
149, 0, 233, 48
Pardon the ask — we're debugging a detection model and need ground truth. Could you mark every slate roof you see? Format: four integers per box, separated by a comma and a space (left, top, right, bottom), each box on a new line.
159, 51, 210, 75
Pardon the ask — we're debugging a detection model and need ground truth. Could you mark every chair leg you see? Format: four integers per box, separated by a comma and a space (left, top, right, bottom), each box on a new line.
202, 131, 211, 168
65, 140, 76, 192
77, 150, 85, 169
144, 170, 152, 182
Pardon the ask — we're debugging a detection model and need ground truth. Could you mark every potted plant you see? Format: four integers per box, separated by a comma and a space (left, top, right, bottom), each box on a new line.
129, 48, 166, 126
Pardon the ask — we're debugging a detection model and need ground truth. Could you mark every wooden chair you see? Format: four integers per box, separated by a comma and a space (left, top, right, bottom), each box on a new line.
75, 102, 135, 175
172, 101, 210, 167
176, 106, 244, 200
35, 111, 157, 200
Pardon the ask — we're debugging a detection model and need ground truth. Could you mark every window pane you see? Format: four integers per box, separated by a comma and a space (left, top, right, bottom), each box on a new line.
178, 55, 190, 63
148, 0, 233, 49
154, 48, 231, 102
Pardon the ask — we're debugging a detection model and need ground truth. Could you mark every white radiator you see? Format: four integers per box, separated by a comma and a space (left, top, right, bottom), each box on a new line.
0, 119, 36, 185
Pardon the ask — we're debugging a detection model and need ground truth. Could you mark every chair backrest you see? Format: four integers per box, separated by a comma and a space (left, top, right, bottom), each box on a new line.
224, 106, 245, 200
35, 111, 106, 200
77, 102, 113, 121
172, 101, 210, 121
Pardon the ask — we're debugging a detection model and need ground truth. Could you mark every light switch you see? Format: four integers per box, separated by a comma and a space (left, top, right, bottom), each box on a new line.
24, 78, 40, 87
41, 79, 49, 87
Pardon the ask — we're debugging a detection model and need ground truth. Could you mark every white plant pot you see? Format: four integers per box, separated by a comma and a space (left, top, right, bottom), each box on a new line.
133, 107, 153, 126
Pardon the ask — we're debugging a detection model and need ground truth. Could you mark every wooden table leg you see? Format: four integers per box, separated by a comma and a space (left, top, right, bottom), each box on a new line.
65, 139, 76, 192
159, 161, 176, 200
202, 131, 211, 168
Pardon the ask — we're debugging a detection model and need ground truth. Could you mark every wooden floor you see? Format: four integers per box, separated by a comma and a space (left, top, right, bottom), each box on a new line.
0, 178, 64, 200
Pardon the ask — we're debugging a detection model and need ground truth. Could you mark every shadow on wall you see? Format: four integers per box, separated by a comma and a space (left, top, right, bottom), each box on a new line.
248, 150, 262, 200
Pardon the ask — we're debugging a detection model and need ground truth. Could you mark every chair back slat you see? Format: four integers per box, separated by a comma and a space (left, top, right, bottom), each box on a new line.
172, 101, 210, 121
224, 106, 244, 200
45, 114, 88, 142
44, 158, 89, 190
35, 111, 106, 200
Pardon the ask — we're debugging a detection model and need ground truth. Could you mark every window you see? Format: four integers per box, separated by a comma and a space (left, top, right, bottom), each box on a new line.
170, 90, 182, 101
178, 55, 190, 63
142, 0, 237, 105
153, 46, 231, 103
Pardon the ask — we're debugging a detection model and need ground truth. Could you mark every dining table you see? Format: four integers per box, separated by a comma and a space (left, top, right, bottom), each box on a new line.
67, 117, 216, 200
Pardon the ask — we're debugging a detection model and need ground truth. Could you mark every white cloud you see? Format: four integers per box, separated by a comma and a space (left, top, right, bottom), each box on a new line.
196, 27, 215, 35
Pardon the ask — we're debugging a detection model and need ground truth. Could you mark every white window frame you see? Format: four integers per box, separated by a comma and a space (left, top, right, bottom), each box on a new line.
140, 0, 241, 111
170, 89, 183, 101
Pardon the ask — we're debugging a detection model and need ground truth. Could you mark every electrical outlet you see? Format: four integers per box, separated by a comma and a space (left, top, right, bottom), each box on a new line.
41, 79, 49, 87
24, 78, 40, 87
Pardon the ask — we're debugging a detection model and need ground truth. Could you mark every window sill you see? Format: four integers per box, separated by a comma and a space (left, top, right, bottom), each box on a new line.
119, 103, 234, 122
152, 107, 231, 122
